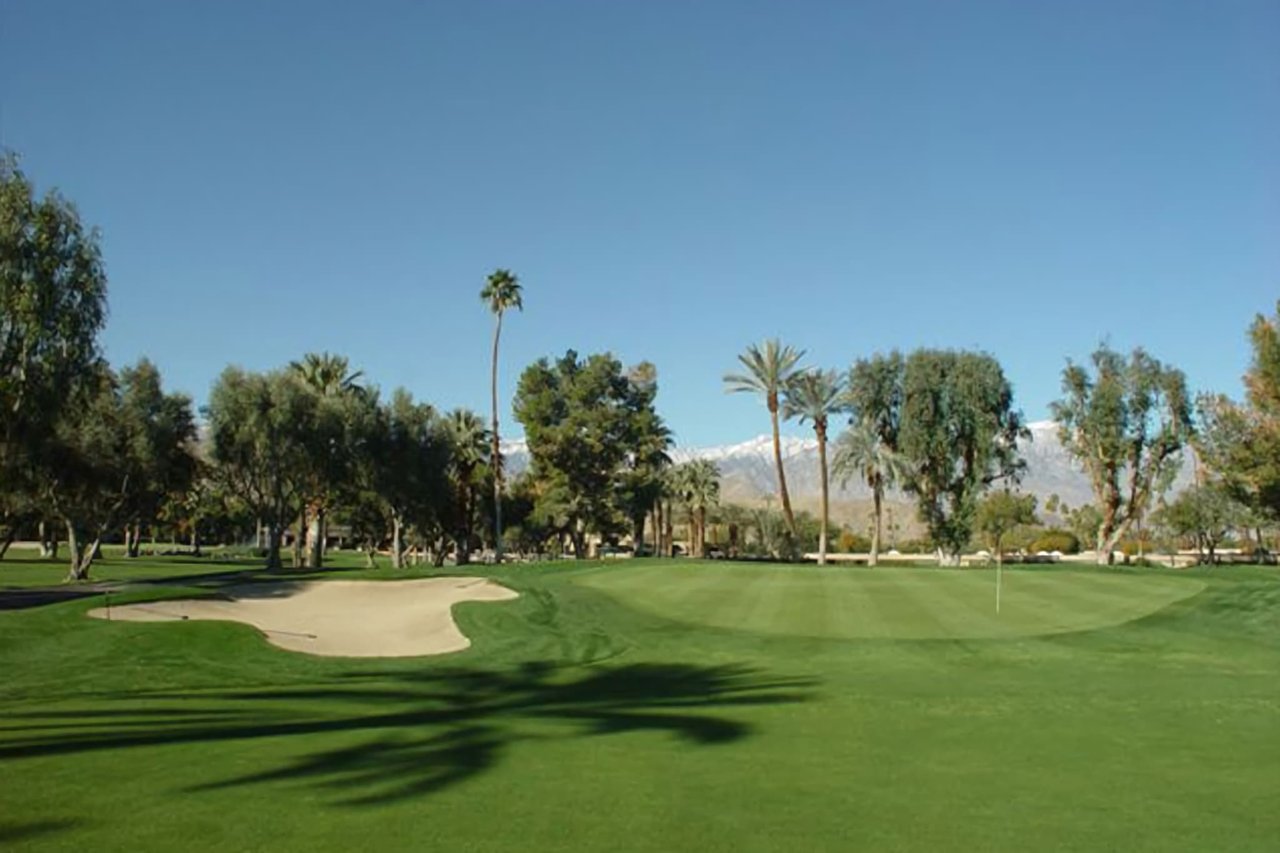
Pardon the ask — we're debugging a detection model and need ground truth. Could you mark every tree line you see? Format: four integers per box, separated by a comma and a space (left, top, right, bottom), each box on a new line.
5, 154, 1278, 577
726, 316, 1280, 567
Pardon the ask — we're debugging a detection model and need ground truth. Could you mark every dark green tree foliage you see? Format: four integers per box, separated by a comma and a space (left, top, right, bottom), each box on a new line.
616, 362, 672, 556
1196, 304, 1280, 529
207, 367, 318, 570
40, 361, 195, 579
444, 408, 491, 565
288, 353, 373, 568
1051, 345, 1193, 564
898, 349, 1027, 563
840, 351, 909, 566
116, 359, 198, 556
1155, 484, 1250, 564
372, 389, 450, 569
846, 351, 905, 448
514, 350, 668, 559
0, 154, 108, 540
974, 491, 1039, 566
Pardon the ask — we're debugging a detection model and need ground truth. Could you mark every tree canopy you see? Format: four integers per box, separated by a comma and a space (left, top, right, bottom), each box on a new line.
899, 349, 1027, 563
1051, 345, 1193, 563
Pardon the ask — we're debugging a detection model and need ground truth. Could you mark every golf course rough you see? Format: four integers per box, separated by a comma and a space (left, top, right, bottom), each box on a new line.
578, 563, 1206, 639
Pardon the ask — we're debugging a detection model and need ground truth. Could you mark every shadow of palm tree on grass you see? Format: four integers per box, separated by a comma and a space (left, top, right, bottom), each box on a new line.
0, 663, 816, 806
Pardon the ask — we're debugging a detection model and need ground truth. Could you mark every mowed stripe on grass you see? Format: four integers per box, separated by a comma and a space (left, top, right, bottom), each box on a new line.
578, 562, 1204, 639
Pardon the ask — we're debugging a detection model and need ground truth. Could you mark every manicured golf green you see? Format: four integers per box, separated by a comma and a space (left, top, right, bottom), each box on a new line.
1, 556, 1277, 852
579, 562, 1206, 639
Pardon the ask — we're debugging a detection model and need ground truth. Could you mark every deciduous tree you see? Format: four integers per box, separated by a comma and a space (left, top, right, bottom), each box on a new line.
899, 349, 1027, 564
1051, 345, 1193, 564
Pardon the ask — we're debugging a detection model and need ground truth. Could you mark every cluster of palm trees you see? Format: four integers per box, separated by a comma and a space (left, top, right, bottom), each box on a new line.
725, 340, 911, 566
663, 459, 721, 557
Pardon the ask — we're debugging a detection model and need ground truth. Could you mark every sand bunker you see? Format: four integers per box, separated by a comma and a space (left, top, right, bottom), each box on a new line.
87, 578, 518, 658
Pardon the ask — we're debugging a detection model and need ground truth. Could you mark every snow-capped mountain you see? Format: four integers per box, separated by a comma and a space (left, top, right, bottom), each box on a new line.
502, 420, 1194, 513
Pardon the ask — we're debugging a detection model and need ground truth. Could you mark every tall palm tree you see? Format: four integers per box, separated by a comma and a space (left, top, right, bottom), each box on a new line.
479, 268, 523, 563
832, 421, 912, 566
724, 340, 805, 535
783, 369, 844, 565
445, 408, 491, 565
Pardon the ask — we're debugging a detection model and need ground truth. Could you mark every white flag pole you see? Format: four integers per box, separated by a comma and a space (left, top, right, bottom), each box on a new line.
996, 561, 1002, 614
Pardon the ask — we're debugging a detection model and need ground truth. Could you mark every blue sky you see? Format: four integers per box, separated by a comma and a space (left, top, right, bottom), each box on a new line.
2, 0, 1276, 447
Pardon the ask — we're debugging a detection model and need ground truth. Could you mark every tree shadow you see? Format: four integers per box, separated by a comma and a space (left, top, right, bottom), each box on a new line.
0, 818, 86, 843
0, 663, 817, 807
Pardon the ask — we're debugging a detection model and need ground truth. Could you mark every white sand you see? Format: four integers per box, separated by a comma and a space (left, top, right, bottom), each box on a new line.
87, 578, 518, 658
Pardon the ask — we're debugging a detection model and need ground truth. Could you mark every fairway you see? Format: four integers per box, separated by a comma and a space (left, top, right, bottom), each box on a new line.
2, 556, 1277, 852
579, 562, 1205, 639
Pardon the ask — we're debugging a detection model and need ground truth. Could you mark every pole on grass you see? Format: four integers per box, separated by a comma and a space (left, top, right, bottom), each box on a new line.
996, 560, 1002, 614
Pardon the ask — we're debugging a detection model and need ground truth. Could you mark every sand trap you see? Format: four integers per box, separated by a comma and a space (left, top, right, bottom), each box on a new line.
87, 578, 518, 658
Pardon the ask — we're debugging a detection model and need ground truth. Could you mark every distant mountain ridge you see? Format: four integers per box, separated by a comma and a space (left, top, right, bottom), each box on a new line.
501, 420, 1194, 512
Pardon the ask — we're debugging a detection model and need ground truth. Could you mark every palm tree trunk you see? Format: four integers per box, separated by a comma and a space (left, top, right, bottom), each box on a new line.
768, 400, 796, 534
490, 312, 504, 564
664, 500, 674, 557
816, 422, 828, 566
392, 514, 405, 569
871, 486, 882, 567
697, 506, 707, 558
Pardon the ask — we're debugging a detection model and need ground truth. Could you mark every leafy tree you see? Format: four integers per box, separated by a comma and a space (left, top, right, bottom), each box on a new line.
514, 350, 666, 558
34, 361, 194, 579
1051, 345, 1193, 564
480, 268, 523, 563
724, 340, 805, 534
832, 422, 912, 566
899, 349, 1027, 564
371, 389, 450, 569
207, 367, 318, 570
1195, 305, 1280, 539
1, 154, 108, 545
616, 362, 672, 556
974, 491, 1039, 566
1154, 483, 1250, 564
783, 369, 843, 564
115, 359, 198, 557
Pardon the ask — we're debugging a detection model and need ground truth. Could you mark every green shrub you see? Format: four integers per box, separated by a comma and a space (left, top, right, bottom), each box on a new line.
837, 531, 871, 552
1029, 529, 1079, 554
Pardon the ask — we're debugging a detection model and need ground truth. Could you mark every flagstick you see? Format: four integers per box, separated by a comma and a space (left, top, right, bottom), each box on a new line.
995, 561, 1002, 615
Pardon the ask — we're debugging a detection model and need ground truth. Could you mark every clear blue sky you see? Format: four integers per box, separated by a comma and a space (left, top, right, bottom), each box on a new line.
2, 1, 1276, 447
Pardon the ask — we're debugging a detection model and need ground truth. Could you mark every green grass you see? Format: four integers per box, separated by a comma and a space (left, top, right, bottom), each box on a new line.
1, 555, 1277, 851
580, 561, 1206, 638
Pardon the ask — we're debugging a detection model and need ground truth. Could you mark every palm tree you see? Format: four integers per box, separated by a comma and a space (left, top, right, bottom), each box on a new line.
288, 352, 366, 568
445, 408, 490, 565
783, 369, 844, 565
289, 352, 365, 398
480, 268, 523, 563
832, 422, 912, 566
670, 460, 720, 557
724, 340, 805, 535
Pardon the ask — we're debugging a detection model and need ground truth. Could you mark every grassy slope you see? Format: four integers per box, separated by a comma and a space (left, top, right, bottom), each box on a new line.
1, 556, 1277, 852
